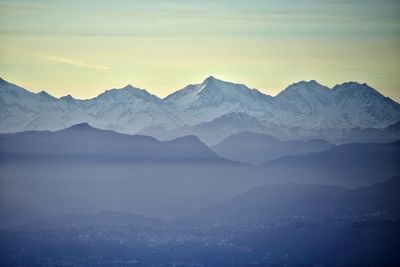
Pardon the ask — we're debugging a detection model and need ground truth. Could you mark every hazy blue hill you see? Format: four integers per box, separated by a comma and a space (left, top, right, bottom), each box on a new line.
0, 124, 399, 230
333, 175, 400, 215
331, 120, 400, 144
155, 112, 275, 145
194, 176, 400, 225
0, 123, 223, 163
0, 124, 263, 229
192, 183, 347, 224
386, 120, 400, 135
213, 131, 334, 164
260, 141, 400, 187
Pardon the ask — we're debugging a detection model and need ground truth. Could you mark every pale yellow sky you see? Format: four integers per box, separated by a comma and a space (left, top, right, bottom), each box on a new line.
0, 0, 399, 101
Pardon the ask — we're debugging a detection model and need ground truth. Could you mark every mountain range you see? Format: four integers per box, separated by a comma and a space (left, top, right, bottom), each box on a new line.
1, 76, 400, 145
260, 140, 400, 187
1, 123, 399, 228
0, 122, 223, 163
213, 131, 334, 164
193, 176, 400, 225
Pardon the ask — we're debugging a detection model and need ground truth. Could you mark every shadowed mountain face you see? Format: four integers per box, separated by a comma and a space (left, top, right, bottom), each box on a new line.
1, 77, 400, 144
0, 123, 223, 163
212, 131, 334, 164
193, 176, 400, 225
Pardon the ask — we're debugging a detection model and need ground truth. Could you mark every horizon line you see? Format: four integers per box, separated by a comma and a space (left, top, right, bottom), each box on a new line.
0, 75, 388, 102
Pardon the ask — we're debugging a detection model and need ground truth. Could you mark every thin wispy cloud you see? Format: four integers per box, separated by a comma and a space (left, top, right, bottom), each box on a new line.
4, 47, 110, 70
43, 56, 110, 70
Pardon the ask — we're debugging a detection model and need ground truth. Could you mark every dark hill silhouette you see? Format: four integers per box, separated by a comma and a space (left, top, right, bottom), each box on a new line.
213, 131, 333, 164
0, 123, 224, 163
193, 176, 400, 225
259, 141, 400, 187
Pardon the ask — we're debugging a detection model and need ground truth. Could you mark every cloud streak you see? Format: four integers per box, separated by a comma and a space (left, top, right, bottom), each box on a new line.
43, 55, 110, 70
4, 46, 110, 70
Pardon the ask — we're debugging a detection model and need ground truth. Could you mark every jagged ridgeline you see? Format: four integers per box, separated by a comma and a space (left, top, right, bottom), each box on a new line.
1, 76, 399, 145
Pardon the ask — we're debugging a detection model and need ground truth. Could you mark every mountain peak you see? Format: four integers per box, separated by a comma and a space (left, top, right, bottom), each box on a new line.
65, 122, 95, 131
165, 76, 258, 107
334, 81, 366, 87
200, 76, 224, 88
293, 80, 317, 85
60, 94, 75, 101
202, 75, 218, 84
97, 84, 160, 102
117, 84, 147, 93
121, 84, 135, 90
277, 80, 329, 98
332, 81, 372, 91
37, 91, 56, 99
120, 84, 154, 96
204, 75, 216, 81
165, 135, 221, 160
170, 134, 202, 143
198, 76, 258, 96
288, 80, 326, 89
332, 82, 383, 99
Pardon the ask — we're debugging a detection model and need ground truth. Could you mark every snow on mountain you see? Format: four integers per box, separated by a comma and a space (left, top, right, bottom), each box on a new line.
0, 78, 66, 132
331, 82, 400, 128
272, 80, 400, 128
165, 77, 400, 129
165, 76, 276, 125
80, 85, 183, 133
1, 76, 400, 138
0, 80, 182, 134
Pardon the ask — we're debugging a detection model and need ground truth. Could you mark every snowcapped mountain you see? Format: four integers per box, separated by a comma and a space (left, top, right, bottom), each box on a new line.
330, 82, 400, 128
165, 77, 400, 129
165, 76, 276, 125
0, 79, 182, 134
273, 80, 400, 128
80, 85, 183, 133
1, 76, 400, 142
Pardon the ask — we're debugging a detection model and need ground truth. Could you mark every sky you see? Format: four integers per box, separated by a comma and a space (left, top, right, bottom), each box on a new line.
0, 0, 399, 101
